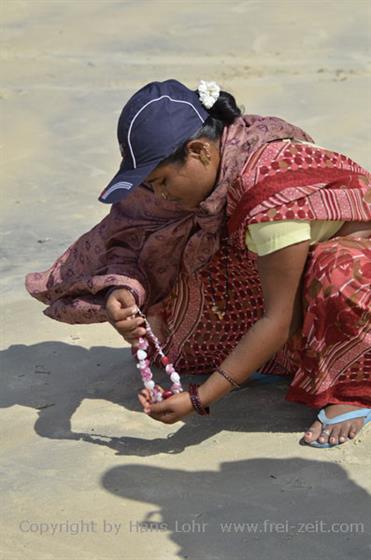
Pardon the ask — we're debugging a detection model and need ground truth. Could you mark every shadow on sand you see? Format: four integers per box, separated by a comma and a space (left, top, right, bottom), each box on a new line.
1, 341, 315, 457
101, 458, 370, 559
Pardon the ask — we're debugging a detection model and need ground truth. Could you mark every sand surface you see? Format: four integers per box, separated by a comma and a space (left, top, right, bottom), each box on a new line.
1, 1, 370, 559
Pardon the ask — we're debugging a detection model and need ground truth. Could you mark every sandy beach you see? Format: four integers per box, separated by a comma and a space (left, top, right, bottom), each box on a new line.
1, 1, 370, 559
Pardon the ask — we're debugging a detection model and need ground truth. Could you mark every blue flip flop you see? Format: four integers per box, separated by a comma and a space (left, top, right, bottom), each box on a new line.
248, 372, 288, 384
306, 407, 371, 448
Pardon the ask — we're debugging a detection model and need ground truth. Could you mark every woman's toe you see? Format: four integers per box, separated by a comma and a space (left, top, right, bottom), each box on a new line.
348, 418, 364, 439
338, 422, 352, 443
303, 420, 322, 443
318, 426, 331, 444
348, 424, 358, 439
328, 426, 341, 445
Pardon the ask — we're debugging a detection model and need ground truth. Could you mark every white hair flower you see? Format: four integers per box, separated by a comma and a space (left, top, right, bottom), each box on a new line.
197, 80, 221, 109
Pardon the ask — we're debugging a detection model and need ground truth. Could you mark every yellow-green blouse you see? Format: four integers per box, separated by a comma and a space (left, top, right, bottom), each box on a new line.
245, 220, 345, 256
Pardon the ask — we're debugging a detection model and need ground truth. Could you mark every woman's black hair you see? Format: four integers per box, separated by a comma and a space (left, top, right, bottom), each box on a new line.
158, 89, 243, 166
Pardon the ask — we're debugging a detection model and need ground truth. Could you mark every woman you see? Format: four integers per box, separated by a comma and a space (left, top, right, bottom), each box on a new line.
26, 79, 371, 448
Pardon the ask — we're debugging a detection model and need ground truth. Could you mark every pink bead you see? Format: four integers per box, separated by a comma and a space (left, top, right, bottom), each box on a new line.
170, 372, 180, 383
137, 349, 147, 360
144, 380, 155, 390
165, 364, 175, 374
153, 388, 162, 402
162, 390, 173, 400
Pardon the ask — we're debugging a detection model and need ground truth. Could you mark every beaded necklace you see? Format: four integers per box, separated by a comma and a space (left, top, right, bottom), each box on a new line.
135, 309, 183, 403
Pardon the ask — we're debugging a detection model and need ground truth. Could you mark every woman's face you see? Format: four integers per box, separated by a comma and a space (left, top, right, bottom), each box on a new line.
143, 137, 221, 210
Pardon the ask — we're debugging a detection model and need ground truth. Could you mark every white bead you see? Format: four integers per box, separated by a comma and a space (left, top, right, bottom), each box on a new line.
144, 380, 155, 390
170, 372, 180, 383
137, 349, 148, 360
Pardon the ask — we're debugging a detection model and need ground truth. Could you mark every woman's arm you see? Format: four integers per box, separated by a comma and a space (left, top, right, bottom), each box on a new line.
197, 240, 311, 407
139, 239, 311, 423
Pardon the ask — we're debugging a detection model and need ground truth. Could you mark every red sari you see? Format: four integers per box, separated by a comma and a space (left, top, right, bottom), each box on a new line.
226, 139, 371, 408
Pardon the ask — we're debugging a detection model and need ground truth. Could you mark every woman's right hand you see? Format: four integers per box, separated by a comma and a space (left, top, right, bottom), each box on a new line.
105, 288, 146, 346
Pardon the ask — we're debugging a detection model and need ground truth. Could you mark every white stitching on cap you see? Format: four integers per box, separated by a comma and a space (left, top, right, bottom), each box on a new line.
127, 95, 206, 169
101, 181, 133, 199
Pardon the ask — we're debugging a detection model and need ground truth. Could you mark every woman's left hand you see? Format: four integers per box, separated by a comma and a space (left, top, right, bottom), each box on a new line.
138, 386, 194, 424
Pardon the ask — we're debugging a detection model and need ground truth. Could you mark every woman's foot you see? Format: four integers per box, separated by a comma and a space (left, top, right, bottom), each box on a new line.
303, 404, 366, 446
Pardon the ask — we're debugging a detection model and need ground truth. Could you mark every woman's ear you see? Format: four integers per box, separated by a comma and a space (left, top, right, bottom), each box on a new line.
185, 139, 200, 158
186, 140, 210, 161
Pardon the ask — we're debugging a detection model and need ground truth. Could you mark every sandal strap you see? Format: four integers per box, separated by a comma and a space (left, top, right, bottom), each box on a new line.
318, 408, 371, 426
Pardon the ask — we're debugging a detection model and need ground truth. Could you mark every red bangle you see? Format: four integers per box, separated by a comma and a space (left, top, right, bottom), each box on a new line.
188, 384, 210, 416
215, 366, 241, 389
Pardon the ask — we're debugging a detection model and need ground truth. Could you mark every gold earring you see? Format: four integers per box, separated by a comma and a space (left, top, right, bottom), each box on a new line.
200, 153, 210, 166
161, 191, 168, 200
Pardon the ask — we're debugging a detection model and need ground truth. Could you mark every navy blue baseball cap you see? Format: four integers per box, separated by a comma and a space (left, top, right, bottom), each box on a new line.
99, 79, 210, 204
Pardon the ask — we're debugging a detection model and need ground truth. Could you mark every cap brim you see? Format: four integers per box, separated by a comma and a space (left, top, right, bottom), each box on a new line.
98, 160, 159, 204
